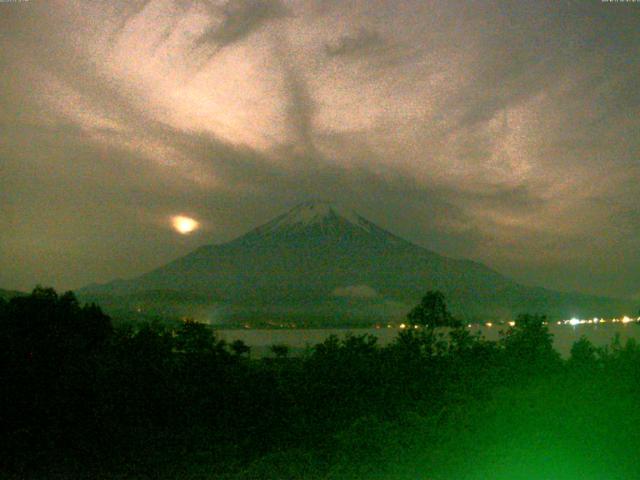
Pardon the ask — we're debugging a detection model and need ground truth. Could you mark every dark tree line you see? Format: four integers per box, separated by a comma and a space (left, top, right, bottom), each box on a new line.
1, 287, 638, 479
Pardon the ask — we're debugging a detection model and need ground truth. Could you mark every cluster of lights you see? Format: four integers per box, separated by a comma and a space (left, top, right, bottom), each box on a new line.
561, 316, 639, 326
398, 323, 421, 330
386, 316, 640, 330
466, 321, 534, 328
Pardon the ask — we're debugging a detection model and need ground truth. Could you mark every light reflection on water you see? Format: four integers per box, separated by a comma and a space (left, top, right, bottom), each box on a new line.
216, 324, 640, 358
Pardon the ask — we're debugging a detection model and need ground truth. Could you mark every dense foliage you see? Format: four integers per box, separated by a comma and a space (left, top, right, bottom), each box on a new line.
1, 288, 639, 479
406, 290, 458, 328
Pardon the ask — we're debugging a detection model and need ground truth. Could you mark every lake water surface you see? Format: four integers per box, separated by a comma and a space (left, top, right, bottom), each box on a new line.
216, 323, 640, 358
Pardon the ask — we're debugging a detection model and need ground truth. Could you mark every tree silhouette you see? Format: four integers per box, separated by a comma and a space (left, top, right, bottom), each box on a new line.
231, 339, 251, 358
501, 313, 560, 374
569, 335, 598, 369
407, 290, 457, 328
270, 343, 290, 359
174, 318, 223, 354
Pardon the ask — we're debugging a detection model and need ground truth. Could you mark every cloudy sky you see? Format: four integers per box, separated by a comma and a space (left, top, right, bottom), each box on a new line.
1, 0, 639, 298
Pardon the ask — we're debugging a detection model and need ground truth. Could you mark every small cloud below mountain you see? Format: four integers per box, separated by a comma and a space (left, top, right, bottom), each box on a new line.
331, 284, 378, 299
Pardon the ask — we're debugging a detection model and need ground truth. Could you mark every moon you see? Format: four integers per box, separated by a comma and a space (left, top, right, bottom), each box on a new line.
171, 215, 199, 234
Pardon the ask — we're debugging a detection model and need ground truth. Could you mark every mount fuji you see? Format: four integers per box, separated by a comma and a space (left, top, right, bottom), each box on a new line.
80, 201, 628, 325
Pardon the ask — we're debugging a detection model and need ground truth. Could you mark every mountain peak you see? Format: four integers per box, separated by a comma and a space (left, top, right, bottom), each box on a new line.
226, 200, 416, 249
233, 200, 407, 244
252, 200, 372, 236
280, 200, 363, 227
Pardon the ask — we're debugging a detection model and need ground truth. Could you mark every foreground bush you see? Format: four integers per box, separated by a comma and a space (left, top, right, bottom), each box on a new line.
1, 288, 639, 479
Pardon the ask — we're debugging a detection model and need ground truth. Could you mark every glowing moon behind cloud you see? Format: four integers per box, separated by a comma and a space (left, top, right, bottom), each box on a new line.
171, 215, 199, 234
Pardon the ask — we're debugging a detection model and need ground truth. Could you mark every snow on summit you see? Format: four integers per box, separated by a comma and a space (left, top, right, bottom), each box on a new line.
258, 201, 372, 234
280, 201, 363, 226
233, 200, 411, 246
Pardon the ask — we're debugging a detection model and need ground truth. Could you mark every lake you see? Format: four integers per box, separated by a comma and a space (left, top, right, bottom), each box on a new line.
216, 323, 640, 358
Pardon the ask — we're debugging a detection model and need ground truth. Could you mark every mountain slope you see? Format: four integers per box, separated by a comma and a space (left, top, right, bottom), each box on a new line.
80, 201, 630, 324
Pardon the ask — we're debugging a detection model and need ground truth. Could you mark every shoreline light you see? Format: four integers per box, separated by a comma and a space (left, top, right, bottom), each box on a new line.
558, 316, 637, 326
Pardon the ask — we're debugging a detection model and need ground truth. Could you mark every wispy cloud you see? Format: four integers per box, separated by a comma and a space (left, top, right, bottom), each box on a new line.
197, 0, 289, 48
1, 0, 639, 297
